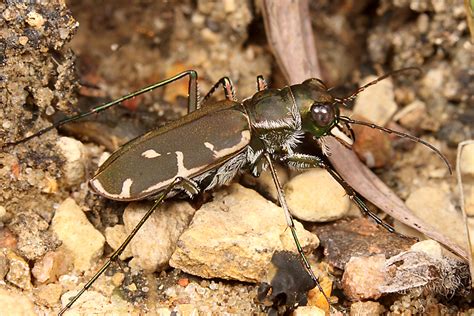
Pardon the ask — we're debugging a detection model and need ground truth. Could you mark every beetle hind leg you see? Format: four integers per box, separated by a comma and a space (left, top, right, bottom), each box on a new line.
58, 176, 193, 315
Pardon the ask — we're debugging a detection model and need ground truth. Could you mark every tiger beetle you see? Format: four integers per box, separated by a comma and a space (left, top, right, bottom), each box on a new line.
4, 68, 451, 314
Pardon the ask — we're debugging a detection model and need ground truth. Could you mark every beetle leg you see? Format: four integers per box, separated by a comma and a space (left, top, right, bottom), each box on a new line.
58, 176, 195, 316
281, 153, 396, 233
256, 75, 268, 91
263, 152, 331, 305
201, 77, 236, 105
3, 70, 200, 148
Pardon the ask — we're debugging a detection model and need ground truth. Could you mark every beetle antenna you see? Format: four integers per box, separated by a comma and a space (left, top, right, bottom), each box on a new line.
334, 67, 421, 106
339, 116, 452, 174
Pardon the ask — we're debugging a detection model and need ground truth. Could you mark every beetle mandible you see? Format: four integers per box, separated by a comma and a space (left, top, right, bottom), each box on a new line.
5, 69, 451, 314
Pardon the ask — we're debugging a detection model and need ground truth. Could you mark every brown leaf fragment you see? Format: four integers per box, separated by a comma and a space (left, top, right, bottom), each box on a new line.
314, 218, 416, 269
381, 250, 471, 297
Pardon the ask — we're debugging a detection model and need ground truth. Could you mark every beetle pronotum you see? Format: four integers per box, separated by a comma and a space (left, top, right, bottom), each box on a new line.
4, 68, 451, 314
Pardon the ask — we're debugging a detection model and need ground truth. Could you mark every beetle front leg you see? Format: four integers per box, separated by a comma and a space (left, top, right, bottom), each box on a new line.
263, 153, 331, 305
281, 153, 395, 233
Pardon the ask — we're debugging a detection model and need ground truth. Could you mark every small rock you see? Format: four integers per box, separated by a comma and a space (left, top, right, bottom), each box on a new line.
342, 254, 385, 301
60, 290, 133, 314
0, 251, 8, 280
410, 240, 443, 260
353, 75, 397, 126
284, 169, 350, 222
32, 250, 71, 283
178, 278, 189, 287
170, 184, 319, 282
459, 142, 474, 176
314, 218, 415, 270
351, 117, 393, 168
0, 287, 36, 315
293, 306, 326, 316
51, 198, 105, 272
350, 301, 385, 315
405, 187, 466, 250
242, 163, 289, 201
35, 283, 63, 307
111, 272, 125, 287
57, 136, 87, 187
104, 224, 133, 260
0, 227, 17, 249
121, 200, 196, 272
26, 11, 45, 28
176, 303, 199, 316
4, 248, 32, 290
393, 99, 427, 130
8, 211, 60, 260
0, 205, 7, 222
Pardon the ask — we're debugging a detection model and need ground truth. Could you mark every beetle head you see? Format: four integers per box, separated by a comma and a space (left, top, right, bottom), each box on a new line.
299, 78, 354, 147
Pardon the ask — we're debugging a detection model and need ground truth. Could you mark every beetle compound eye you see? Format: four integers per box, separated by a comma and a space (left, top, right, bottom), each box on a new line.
310, 103, 335, 127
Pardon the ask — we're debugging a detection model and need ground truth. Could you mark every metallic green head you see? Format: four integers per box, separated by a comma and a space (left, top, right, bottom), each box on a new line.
293, 78, 353, 146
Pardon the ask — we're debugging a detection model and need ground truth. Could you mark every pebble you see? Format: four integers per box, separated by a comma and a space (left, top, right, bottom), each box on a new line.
0, 205, 7, 222
0, 251, 7, 280
341, 254, 385, 301
35, 283, 63, 307
410, 240, 443, 260
104, 224, 133, 260
32, 250, 71, 283
459, 142, 474, 176
176, 303, 199, 316
393, 99, 427, 130
242, 163, 289, 201
121, 200, 196, 272
353, 75, 397, 126
26, 11, 45, 28
8, 211, 59, 260
56, 136, 87, 187
350, 301, 385, 315
4, 248, 32, 290
51, 198, 105, 272
351, 118, 393, 168
284, 169, 350, 222
405, 187, 466, 250
60, 290, 133, 314
0, 287, 36, 315
170, 184, 319, 282
112, 272, 125, 287
293, 305, 326, 316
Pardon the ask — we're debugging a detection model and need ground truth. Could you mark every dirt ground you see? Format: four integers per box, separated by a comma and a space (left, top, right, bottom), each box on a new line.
0, 0, 473, 315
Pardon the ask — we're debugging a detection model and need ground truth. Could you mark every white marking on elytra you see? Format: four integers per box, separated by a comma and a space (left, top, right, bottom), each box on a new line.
204, 142, 215, 151
143, 131, 251, 195
120, 178, 133, 197
141, 149, 161, 158
208, 130, 251, 158
90, 178, 133, 199
143, 151, 203, 194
